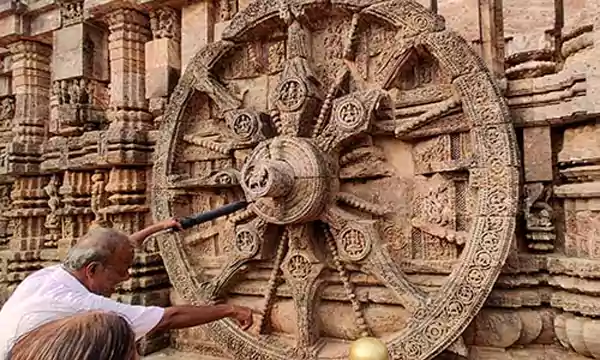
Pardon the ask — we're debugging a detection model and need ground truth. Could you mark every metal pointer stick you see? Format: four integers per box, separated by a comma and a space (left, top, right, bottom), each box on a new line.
170, 200, 250, 231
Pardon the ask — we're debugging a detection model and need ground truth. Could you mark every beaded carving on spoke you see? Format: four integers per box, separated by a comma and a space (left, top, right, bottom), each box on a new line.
154, 0, 518, 359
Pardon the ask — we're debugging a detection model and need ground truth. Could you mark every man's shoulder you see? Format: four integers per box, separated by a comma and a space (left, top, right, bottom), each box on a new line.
5, 265, 80, 303
13, 265, 61, 289
23, 264, 61, 280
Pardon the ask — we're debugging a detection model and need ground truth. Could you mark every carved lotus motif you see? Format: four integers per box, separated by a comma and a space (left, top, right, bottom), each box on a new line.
152, 0, 519, 359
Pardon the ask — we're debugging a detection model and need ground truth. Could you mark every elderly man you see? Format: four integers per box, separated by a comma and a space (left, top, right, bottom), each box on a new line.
0, 219, 253, 358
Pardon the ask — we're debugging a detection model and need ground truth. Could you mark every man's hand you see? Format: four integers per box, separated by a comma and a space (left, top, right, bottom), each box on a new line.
130, 218, 183, 248
157, 218, 183, 231
230, 305, 253, 330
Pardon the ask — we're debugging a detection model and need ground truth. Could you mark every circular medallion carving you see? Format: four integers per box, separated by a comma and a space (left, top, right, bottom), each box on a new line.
334, 98, 366, 131
424, 321, 445, 343
475, 251, 492, 269
446, 300, 465, 318
214, 170, 236, 185
287, 254, 312, 279
276, 78, 308, 112
231, 112, 259, 140
339, 228, 371, 261
153, 1, 519, 359
235, 229, 259, 256
456, 285, 475, 304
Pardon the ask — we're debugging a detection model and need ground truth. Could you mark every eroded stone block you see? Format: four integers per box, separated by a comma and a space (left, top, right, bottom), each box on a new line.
145, 38, 181, 98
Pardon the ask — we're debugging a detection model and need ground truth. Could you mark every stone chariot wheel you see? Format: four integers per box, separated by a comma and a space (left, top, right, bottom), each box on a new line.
152, 0, 519, 359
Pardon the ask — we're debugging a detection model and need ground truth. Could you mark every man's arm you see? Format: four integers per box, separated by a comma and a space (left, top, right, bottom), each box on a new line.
84, 292, 253, 338
129, 218, 181, 247
151, 304, 253, 334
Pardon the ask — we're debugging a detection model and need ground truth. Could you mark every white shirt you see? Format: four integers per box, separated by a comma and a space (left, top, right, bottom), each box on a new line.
0, 265, 165, 359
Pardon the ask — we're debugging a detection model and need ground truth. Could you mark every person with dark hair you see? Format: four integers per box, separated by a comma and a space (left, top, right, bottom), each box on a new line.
8, 311, 139, 360
0, 220, 253, 359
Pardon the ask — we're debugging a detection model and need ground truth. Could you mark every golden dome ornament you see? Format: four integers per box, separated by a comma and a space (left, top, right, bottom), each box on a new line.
349, 337, 390, 360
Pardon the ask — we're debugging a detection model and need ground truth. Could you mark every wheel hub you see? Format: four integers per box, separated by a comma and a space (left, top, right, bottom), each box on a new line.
240, 136, 336, 225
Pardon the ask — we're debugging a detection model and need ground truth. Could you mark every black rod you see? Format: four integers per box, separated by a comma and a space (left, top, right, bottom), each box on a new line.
174, 200, 249, 231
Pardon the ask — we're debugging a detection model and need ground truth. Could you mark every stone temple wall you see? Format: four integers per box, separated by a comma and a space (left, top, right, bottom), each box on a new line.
0, 0, 597, 359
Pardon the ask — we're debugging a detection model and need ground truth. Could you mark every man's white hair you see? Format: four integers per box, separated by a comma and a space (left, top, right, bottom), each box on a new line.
63, 227, 131, 271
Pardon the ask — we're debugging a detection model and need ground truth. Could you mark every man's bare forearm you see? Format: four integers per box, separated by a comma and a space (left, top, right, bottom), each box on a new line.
129, 219, 180, 247
129, 224, 164, 247
153, 305, 235, 332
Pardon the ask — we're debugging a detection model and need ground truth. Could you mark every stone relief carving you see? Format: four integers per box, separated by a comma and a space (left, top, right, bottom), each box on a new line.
523, 183, 555, 252
43, 175, 61, 248
0, 184, 12, 248
0, 97, 14, 129
54, 78, 91, 106
59, 0, 83, 27
1, 0, 599, 358
152, 1, 518, 359
51, 78, 104, 136
150, 7, 180, 41
90, 171, 110, 228
217, 0, 237, 22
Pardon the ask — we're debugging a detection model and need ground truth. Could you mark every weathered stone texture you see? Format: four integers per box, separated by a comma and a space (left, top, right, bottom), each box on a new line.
0, 0, 599, 360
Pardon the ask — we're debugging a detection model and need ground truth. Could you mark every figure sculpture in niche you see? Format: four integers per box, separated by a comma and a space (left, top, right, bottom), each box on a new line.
153, 0, 519, 359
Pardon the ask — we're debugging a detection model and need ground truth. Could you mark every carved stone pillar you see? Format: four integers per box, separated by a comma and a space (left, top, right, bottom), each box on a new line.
0, 63, 14, 177
581, 1, 600, 113
102, 168, 147, 233
57, 171, 94, 260
555, 122, 600, 258
8, 39, 52, 261
106, 9, 152, 130
0, 54, 14, 253
1, 251, 45, 302
103, 9, 153, 166
102, 166, 170, 354
146, 7, 181, 128
8, 176, 49, 252
7, 41, 51, 174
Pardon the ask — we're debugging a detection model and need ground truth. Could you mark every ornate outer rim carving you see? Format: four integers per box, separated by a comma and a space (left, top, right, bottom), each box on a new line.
152, 1, 519, 359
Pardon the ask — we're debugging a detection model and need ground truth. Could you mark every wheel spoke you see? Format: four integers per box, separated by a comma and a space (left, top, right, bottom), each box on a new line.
323, 224, 370, 338
280, 224, 325, 350
192, 66, 241, 114
257, 228, 289, 334
199, 217, 276, 300
314, 90, 390, 154
168, 168, 241, 190
336, 192, 391, 217
272, 20, 321, 138
322, 206, 427, 312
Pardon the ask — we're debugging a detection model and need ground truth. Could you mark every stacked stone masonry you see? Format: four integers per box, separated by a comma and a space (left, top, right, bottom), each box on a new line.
0, 0, 597, 359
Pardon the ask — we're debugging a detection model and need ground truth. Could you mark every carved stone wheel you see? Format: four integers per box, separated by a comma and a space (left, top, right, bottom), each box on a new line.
152, 0, 519, 359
